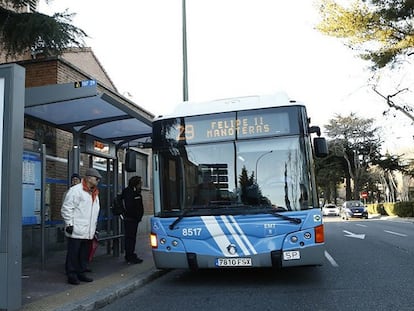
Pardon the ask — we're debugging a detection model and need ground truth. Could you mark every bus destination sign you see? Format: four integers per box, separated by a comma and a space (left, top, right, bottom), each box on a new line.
171, 110, 291, 144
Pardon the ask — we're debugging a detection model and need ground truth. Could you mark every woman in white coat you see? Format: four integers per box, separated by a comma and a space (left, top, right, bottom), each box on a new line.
61, 168, 102, 285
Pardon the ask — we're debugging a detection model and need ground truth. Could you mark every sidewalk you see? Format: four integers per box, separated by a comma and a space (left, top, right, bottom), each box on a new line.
370, 214, 414, 223
19, 235, 167, 311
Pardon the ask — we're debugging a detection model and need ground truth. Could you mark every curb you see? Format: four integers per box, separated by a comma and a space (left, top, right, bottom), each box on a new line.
381, 216, 414, 223
56, 269, 169, 311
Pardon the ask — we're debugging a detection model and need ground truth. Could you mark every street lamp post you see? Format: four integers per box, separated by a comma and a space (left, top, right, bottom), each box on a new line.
255, 150, 273, 183
182, 0, 188, 101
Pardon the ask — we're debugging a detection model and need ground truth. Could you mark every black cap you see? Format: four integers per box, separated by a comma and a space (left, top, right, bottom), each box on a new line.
71, 173, 81, 180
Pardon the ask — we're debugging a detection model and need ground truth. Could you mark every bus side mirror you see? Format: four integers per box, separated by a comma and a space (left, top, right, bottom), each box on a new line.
313, 137, 328, 158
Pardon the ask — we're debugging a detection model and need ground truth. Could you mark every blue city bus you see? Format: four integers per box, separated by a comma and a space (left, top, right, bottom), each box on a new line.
150, 93, 328, 270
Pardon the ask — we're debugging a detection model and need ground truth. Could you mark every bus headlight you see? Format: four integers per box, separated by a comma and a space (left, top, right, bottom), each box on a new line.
150, 233, 158, 248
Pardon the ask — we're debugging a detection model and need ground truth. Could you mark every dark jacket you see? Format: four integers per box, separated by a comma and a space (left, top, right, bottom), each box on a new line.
121, 186, 144, 221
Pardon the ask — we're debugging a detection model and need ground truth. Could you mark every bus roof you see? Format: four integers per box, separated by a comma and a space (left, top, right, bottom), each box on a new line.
154, 92, 303, 120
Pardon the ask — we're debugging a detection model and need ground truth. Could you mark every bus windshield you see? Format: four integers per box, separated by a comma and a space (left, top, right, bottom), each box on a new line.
157, 136, 313, 215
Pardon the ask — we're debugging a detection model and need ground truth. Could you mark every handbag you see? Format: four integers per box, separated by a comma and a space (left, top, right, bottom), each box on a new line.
88, 235, 99, 262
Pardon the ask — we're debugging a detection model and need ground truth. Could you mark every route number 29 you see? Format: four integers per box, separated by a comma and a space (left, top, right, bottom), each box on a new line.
176, 125, 194, 141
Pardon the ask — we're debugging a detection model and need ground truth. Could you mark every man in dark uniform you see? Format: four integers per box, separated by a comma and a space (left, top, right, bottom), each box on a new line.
122, 176, 144, 264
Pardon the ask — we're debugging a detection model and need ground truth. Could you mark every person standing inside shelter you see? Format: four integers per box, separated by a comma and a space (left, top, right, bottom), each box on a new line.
62, 173, 82, 275
70, 173, 81, 186
62, 173, 81, 201
61, 168, 102, 285
122, 176, 144, 264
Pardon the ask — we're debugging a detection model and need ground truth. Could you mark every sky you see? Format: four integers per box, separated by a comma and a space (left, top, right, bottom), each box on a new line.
38, 0, 413, 152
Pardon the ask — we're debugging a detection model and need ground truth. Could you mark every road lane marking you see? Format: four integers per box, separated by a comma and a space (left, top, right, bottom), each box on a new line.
384, 230, 407, 237
343, 230, 366, 239
355, 224, 367, 227
324, 251, 339, 267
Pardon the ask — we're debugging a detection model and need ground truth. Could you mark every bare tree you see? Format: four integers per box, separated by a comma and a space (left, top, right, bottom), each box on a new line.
325, 113, 382, 199
317, 0, 414, 123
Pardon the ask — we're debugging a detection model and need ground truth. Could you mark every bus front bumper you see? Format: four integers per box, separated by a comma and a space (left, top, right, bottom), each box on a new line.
152, 244, 324, 270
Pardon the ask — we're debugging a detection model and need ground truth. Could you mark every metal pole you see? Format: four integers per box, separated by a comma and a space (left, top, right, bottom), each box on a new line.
40, 144, 46, 270
182, 0, 189, 101
112, 157, 120, 257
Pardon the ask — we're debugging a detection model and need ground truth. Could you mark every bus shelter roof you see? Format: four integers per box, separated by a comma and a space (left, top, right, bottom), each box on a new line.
24, 81, 153, 148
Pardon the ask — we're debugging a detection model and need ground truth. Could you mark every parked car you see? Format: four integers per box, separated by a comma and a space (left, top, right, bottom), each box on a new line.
340, 200, 368, 220
322, 203, 340, 216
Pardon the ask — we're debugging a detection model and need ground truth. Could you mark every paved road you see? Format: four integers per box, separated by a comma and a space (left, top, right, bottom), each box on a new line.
100, 218, 414, 311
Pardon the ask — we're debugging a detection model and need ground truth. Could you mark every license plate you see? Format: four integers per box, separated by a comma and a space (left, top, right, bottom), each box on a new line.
216, 257, 252, 267
353, 213, 362, 216
283, 250, 300, 260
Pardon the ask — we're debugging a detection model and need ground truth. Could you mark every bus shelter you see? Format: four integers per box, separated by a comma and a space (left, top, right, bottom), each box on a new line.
24, 80, 153, 267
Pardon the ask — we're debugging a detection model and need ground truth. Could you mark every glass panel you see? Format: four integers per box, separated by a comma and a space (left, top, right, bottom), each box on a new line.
236, 137, 311, 210
159, 142, 236, 212
160, 156, 179, 211
136, 153, 148, 188
25, 97, 125, 125
157, 136, 312, 214
186, 143, 236, 206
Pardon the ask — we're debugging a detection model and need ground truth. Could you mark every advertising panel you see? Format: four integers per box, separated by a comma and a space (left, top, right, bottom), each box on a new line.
22, 152, 41, 225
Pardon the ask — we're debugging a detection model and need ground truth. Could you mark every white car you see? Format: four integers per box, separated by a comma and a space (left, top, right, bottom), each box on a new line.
322, 204, 340, 216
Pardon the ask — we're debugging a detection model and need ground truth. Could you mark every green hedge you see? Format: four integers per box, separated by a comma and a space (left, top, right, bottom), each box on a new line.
366, 202, 414, 217
366, 203, 386, 215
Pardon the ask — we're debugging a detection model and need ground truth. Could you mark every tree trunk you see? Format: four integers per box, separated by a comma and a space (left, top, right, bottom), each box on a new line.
346, 177, 352, 200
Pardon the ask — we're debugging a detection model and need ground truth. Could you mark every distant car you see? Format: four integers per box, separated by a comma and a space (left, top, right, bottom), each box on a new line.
340, 200, 368, 220
322, 204, 340, 216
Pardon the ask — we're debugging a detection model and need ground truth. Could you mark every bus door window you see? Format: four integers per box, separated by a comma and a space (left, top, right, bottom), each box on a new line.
161, 156, 180, 211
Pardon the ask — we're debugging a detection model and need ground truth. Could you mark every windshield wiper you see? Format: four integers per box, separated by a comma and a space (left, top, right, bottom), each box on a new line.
269, 210, 302, 224
242, 206, 301, 224
169, 208, 195, 230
